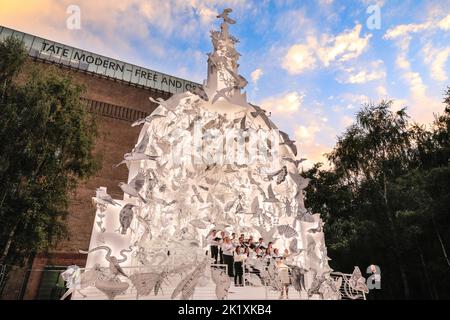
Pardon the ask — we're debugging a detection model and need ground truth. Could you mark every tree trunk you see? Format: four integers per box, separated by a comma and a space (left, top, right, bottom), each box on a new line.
430, 211, 450, 267
416, 239, 437, 299
382, 174, 410, 299
0, 223, 18, 264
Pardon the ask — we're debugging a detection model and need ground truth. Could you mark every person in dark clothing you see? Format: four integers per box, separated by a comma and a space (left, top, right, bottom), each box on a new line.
219, 231, 226, 264
234, 246, 246, 286
207, 229, 220, 264
221, 236, 235, 277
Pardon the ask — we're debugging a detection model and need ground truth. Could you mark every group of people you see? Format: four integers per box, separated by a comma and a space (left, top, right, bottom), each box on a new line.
207, 229, 291, 297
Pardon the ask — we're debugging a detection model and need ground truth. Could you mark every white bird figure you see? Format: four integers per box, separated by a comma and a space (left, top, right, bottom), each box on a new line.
119, 204, 136, 235
225, 66, 248, 89
113, 153, 158, 168
171, 259, 208, 300
348, 267, 369, 294
248, 103, 276, 129
135, 215, 152, 245
156, 161, 169, 177
108, 256, 128, 278
307, 221, 324, 234
289, 171, 311, 191
95, 189, 121, 206
133, 131, 150, 154
217, 8, 236, 24
188, 85, 209, 101
191, 185, 205, 203
245, 273, 262, 287
153, 197, 177, 207
284, 198, 293, 217
119, 182, 147, 204
189, 219, 207, 229
212, 87, 233, 104
211, 268, 231, 300
266, 166, 287, 183
289, 238, 305, 255
149, 96, 178, 116
131, 113, 166, 127
155, 139, 171, 154
287, 264, 308, 293
60, 264, 103, 300
249, 104, 268, 118
279, 130, 297, 156
79, 246, 132, 278
224, 164, 238, 174
254, 226, 278, 243
207, 53, 226, 68
248, 197, 263, 217
263, 184, 279, 203
283, 157, 307, 169
277, 224, 298, 238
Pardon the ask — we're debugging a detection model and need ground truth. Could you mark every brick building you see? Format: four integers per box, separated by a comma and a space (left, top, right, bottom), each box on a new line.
0, 26, 199, 299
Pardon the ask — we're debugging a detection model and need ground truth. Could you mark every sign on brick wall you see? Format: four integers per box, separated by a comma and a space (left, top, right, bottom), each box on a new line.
0, 26, 201, 94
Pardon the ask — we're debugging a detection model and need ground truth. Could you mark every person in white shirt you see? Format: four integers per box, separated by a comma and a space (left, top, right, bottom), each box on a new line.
221, 237, 234, 277
256, 238, 266, 249
234, 246, 247, 286
272, 248, 280, 259
246, 235, 255, 248
207, 229, 219, 264
219, 231, 227, 264
248, 247, 257, 259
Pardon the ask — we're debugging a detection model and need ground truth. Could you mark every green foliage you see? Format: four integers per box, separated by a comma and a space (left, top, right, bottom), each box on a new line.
305, 93, 450, 299
0, 36, 99, 265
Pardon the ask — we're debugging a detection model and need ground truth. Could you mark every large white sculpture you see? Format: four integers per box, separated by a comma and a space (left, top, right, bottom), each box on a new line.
77, 8, 336, 300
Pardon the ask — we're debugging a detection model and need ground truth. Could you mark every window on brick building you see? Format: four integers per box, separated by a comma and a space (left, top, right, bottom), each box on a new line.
35, 266, 67, 300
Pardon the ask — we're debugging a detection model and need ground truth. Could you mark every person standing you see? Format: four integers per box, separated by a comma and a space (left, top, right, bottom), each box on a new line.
221, 236, 235, 277
246, 235, 255, 249
256, 238, 266, 250
207, 229, 219, 264
219, 231, 226, 264
234, 246, 246, 287
272, 248, 280, 259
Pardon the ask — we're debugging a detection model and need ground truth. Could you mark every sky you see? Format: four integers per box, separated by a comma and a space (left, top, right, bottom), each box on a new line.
1, 0, 449, 167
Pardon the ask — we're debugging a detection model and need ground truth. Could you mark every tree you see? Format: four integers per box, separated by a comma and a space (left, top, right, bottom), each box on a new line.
0, 36, 99, 266
304, 94, 450, 299
327, 101, 413, 298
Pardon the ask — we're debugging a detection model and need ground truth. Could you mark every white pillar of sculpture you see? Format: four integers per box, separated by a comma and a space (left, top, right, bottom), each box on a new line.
205, 8, 248, 107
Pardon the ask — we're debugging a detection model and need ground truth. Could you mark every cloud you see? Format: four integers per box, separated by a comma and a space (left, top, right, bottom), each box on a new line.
319, 24, 371, 65
402, 71, 441, 121
250, 68, 263, 84
376, 85, 388, 97
383, 12, 448, 124
439, 14, 450, 30
338, 93, 370, 110
259, 91, 304, 115
282, 24, 371, 74
295, 125, 320, 144
337, 60, 386, 84
282, 37, 319, 74
384, 22, 432, 40
422, 42, 450, 82
318, 0, 334, 6
0, 0, 248, 80
294, 126, 331, 169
